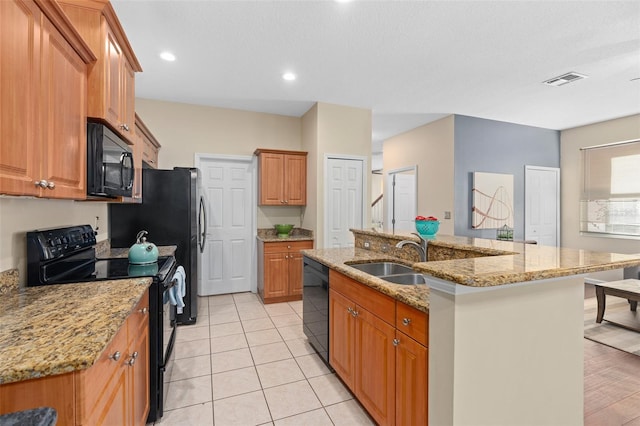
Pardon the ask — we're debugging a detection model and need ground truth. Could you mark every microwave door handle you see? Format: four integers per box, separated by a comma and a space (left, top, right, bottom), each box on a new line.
119, 152, 133, 190
125, 152, 134, 190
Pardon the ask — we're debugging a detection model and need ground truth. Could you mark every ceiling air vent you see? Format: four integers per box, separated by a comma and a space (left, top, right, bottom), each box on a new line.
543, 72, 588, 87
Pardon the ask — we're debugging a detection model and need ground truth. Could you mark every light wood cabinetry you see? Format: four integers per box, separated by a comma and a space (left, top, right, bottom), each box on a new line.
329, 270, 396, 426
328, 270, 429, 426
135, 113, 161, 169
0, 0, 94, 200
395, 302, 428, 426
58, 0, 142, 144
0, 289, 150, 426
257, 240, 313, 304
254, 149, 307, 206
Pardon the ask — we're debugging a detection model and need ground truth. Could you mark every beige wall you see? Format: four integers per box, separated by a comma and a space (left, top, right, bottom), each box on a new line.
561, 114, 640, 280
301, 104, 319, 240
303, 103, 372, 248
383, 115, 455, 235
135, 98, 305, 228
0, 197, 108, 283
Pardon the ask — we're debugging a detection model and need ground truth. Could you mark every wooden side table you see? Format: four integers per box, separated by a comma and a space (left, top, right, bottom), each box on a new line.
595, 279, 640, 332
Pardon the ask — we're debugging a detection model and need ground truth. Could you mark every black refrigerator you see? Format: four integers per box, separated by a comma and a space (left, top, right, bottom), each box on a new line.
109, 167, 206, 325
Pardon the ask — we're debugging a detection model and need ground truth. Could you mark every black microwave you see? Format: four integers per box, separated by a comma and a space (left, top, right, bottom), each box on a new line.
87, 122, 134, 198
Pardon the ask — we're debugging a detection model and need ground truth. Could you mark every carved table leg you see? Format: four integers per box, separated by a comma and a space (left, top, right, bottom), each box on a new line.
595, 286, 606, 323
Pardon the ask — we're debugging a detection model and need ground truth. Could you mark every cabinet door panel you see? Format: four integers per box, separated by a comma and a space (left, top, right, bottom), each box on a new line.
41, 16, 87, 199
284, 154, 306, 205
258, 153, 284, 205
356, 308, 395, 426
329, 289, 355, 389
396, 331, 427, 426
288, 251, 304, 296
263, 253, 288, 299
0, 0, 41, 196
131, 324, 150, 426
104, 24, 122, 129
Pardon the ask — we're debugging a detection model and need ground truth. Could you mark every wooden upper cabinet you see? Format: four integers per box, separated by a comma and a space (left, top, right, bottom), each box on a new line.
255, 149, 307, 206
136, 113, 161, 169
0, 0, 94, 199
59, 0, 142, 143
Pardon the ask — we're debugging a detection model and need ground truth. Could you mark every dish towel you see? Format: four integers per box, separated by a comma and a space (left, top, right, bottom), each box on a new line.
171, 266, 186, 314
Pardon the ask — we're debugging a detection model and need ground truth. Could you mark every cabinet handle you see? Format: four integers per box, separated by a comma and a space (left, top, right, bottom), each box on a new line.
47, 181, 55, 189
287, 245, 291, 249
121, 123, 130, 132
402, 318, 412, 326
34, 180, 48, 188
285, 255, 289, 259
139, 307, 149, 314
280, 200, 285, 204
127, 351, 139, 366
392, 338, 400, 347
109, 351, 122, 361
284, 200, 289, 204
352, 309, 359, 318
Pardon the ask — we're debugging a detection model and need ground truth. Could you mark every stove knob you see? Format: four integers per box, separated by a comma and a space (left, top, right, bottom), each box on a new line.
61, 237, 69, 244
48, 239, 55, 246
54, 238, 62, 246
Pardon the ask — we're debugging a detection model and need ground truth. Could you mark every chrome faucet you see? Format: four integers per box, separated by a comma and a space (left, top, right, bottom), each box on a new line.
395, 233, 428, 262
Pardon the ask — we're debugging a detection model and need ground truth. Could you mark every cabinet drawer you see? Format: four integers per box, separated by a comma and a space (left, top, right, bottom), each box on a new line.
396, 302, 428, 346
263, 240, 313, 254
329, 270, 395, 325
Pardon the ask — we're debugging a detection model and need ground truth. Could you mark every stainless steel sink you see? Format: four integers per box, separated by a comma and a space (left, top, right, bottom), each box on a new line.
380, 273, 426, 285
348, 262, 414, 276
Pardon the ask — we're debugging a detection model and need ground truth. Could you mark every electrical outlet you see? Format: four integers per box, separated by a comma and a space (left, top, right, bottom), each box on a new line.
444, 211, 451, 220
364, 241, 370, 249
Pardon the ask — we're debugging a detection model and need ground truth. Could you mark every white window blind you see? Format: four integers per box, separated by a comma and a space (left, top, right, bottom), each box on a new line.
580, 139, 640, 238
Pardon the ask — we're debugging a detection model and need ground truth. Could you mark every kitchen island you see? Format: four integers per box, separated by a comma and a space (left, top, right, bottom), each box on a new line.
304, 229, 640, 426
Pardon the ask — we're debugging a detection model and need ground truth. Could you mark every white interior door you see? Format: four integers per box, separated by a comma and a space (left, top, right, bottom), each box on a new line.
386, 167, 417, 233
525, 165, 560, 246
325, 157, 364, 248
198, 156, 254, 295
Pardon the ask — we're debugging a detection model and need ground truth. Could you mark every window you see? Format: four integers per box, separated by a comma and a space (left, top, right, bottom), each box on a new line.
580, 139, 640, 238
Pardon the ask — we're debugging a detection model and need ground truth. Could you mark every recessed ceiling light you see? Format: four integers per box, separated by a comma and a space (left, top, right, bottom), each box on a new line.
282, 72, 297, 81
160, 51, 176, 62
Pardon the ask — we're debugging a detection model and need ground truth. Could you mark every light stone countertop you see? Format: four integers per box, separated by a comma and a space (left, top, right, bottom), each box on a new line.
0, 278, 152, 385
257, 228, 314, 243
303, 232, 640, 313
301, 248, 429, 313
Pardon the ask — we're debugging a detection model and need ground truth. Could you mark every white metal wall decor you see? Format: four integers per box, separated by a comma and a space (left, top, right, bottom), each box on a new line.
472, 172, 514, 229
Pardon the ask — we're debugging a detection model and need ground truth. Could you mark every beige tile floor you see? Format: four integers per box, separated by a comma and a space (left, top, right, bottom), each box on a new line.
155, 292, 374, 426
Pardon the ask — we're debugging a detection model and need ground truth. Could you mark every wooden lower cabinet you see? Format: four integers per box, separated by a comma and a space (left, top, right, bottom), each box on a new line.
328, 270, 429, 426
329, 271, 396, 426
258, 240, 313, 303
395, 330, 428, 426
0, 290, 150, 426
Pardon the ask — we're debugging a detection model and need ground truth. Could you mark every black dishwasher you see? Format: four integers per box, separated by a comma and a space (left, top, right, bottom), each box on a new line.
302, 256, 332, 368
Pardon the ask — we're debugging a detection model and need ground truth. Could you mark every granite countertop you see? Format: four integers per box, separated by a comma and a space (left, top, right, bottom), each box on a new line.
302, 248, 429, 313
0, 278, 152, 385
103, 245, 177, 258
257, 228, 314, 242
352, 229, 640, 287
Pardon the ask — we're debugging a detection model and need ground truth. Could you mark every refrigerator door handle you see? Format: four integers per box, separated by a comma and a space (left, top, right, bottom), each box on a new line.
199, 195, 207, 253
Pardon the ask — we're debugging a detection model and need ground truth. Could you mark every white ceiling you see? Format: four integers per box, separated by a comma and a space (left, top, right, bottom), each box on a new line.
111, 0, 640, 153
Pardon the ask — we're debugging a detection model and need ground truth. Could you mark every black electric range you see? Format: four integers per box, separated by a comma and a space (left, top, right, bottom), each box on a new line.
26, 225, 177, 422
